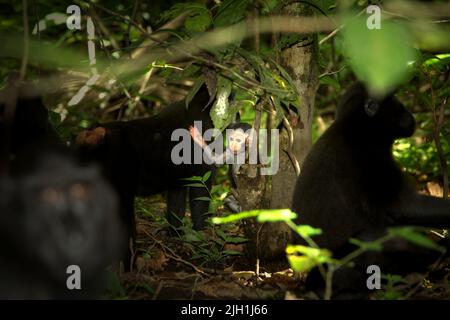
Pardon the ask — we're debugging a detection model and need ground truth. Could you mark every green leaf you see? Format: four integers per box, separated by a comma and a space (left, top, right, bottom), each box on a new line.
212, 211, 261, 224
225, 236, 248, 244
286, 245, 319, 257
287, 255, 318, 273
295, 225, 322, 238
319, 75, 341, 90
194, 196, 211, 202
202, 171, 212, 182
222, 250, 243, 256
260, 0, 278, 14
388, 227, 445, 253
382, 273, 406, 285
107, 271, 126, 298
216, 228, 227, 241
286, 245, 332, 264
184, 183, 205, 188
214, 0, 250, 28
184, 4, 212, 33
79, 119, 91, 129
256, 209, 297, 222
271, 60, 301, 113
182, 176, 203, 181
342, 15, 418, 96
183, 230, 205, 242
161, 3, 211, 33
212, 237, 226, 246
349, 238, 383, 252
423, 53, 450, 71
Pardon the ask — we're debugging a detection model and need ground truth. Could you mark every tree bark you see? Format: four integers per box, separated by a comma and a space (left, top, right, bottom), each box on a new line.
246, 2, 319, 261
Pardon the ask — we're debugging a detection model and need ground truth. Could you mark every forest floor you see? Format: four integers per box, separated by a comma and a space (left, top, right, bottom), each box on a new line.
114, 186, 450, 300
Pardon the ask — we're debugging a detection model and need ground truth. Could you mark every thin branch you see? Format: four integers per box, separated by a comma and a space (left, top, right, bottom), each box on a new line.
319, 65, 346, 78
282, 116, 300, 176
125, 0, 141, 59
319, 9, 364, 46
20, 0, 29, 80
88, 6, 120, 50
143, 229, 207, 276
429, 75, 449, 199
86, 1, 148, 35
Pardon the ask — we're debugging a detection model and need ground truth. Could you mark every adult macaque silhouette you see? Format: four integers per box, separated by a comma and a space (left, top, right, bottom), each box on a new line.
0, 154, 122, 299
76, 85, 214, 251
0, 89, 122, 298
292, 82, 450, 298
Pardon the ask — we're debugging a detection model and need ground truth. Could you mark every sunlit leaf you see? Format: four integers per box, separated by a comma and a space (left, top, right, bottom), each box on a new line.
423, 53, 450, 71
287, 255, 317, 273
212, 211, 261, 224
295, 225, 322, 238
256, 209, 297, 222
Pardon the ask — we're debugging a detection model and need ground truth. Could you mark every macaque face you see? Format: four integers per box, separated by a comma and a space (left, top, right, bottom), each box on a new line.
228, 129, 248, 155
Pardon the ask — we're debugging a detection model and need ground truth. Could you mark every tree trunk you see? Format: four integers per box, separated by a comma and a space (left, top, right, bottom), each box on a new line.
244, 3, 318, 261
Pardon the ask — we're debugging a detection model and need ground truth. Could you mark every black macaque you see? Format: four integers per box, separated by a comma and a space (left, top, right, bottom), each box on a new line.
76, 85, 215, 252
0, 153, 122, 299
292, 82, 450, 299
0, 90, 123, 298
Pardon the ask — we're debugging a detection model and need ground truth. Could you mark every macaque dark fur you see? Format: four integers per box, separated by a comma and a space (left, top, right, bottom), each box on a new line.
77, 86, 215, 246
292, 82, 450, 298
0, 93, 122, 298
0, 153, 122, 298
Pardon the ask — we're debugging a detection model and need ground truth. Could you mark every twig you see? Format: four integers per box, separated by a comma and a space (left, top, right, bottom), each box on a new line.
126, 0, 140, 59
130, 13, 188, 59
190, 275, 201, 300
319, 27, 340, 46
129, 237, 135, 272
429, 75, 449, 199
20, 0, 29, 80
86, 1, 148, 35
143, 229, 207, 276
152, 281, 164, 300
319, 65, 346, 78
324, 265, 334, 300
403, 251, 446, 299
88, 6, 120, 50
255, 224, 263, 277
281, 112, 300, 176
0, 75, 20, 174
319, 9, 364, 46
